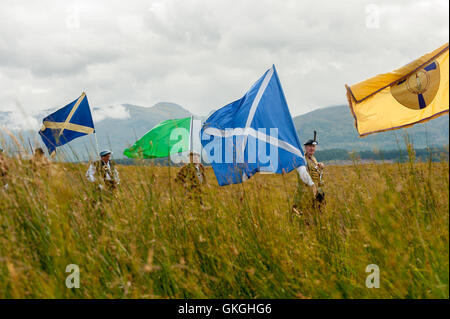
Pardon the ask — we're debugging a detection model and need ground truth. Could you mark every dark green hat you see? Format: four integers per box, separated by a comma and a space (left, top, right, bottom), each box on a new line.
99, 150, 112, 157
304, 131, 318, 146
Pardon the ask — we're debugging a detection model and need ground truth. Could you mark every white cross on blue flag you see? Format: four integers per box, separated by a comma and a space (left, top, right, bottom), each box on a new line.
201, 65, 306, 186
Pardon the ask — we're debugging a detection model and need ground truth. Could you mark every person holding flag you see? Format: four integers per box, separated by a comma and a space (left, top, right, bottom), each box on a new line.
30, 147, 52, 177
292, 131, 326, 220
124, 115, 207, 201
123, 116, 201, 160
200, 65, 316, 188
175, 151, 207, 201
38, 92, 95, 156
0, 148, 9, 190
86, 150, 120, 193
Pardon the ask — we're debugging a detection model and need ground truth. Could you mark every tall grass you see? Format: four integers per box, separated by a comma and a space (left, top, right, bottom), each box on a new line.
0, 148, 448, 298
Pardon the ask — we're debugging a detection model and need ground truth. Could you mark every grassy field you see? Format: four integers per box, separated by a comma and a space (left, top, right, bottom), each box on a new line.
0, 149, 448, 298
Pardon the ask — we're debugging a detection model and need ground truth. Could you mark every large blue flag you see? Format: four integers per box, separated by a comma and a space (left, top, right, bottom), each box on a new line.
39, 92, 95, 155
201, 65, 306, 186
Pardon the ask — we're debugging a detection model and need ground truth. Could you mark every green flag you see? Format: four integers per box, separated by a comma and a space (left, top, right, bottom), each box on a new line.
124, 116, 193, 159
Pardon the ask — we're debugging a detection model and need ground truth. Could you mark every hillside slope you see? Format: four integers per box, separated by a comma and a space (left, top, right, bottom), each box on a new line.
1, 103, 448, 159
294, 105, 449, 151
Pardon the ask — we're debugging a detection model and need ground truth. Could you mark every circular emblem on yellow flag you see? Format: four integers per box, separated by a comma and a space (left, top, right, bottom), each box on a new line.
390, 61, 440, 110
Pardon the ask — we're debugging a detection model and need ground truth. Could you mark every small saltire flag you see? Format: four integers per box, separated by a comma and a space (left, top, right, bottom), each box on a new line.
39, 92, 95, 155
346, 43, 449, 136
123, 116, 195, 159
201, 65, 306, 186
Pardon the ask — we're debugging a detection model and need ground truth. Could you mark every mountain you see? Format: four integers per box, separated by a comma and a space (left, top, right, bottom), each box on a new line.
293, 105, 449, 151
0, 103, 448, 160
94, 102, 191, 156
0, 102, 192, 161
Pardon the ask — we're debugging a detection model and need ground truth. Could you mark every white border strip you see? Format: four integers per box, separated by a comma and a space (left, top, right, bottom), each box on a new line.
58, 92, 86, 137
245, 66, 274, 129
240, 66, 274, 156
204, 127, 304, 159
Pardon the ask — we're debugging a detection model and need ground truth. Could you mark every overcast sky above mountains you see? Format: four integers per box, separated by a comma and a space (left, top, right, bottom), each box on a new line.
0, 0, 448, 128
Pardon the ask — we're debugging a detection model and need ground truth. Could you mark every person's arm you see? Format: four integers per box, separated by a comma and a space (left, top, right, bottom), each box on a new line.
114, 168, 120, 184
200, 164, 206, 184
0, 159, 8, 177
296, 165, 313, 186
86, 163, 96, 182
296, 165, 317, 195
175, 166, 186, 183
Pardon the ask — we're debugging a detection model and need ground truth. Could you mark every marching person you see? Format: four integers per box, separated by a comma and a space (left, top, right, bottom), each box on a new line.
30, 147, 51, 174
86, 150, 120, 192
0, 147, 9, 190
175, 151, 206, 201
293, 131, 326, 219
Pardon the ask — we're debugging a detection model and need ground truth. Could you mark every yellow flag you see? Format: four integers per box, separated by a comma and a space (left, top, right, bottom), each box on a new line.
346, 43, 449, 137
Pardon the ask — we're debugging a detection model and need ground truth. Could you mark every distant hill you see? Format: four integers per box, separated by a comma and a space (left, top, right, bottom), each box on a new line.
293, 105, 449, 151
93, 102, 192, 157
1, 103, 448, 160
0, 102, 192, 160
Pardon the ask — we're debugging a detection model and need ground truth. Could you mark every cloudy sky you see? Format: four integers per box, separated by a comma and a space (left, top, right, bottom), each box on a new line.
0, 0, 448, 123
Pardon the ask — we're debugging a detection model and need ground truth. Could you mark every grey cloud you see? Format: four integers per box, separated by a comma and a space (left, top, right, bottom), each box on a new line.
0, 0, 448, 119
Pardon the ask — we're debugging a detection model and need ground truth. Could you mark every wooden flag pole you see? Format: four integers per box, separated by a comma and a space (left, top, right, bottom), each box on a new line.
94, 132, 100, 158
189, 115, 194, 163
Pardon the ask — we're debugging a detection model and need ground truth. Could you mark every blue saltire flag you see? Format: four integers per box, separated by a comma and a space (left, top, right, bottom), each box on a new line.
201, 65, 306, 186
38, 92, 95, 155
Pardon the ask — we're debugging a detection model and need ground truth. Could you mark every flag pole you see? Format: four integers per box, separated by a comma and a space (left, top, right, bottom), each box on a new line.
190, 115, 193, 153
28, 138, 34, 155
81, 90, 99, 159
200, 120, 203, 165
94, 132, 100, 158
189, 115, 193, 163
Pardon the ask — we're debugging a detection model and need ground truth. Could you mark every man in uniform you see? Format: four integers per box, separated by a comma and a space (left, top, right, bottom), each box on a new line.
293, 131, 325, 218
30, 147, 51, 174
175, 151, 206, 201
86, 150, 120, 191
0, 147, 9, 190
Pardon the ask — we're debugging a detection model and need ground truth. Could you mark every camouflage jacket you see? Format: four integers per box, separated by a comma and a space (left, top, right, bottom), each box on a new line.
305, 155, 324, 186
0, 156, 8, 178
175, 163, 206, 190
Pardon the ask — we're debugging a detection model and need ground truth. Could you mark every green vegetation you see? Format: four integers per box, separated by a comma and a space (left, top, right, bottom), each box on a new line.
0, 145, 448, 298
294, 106, 449, 151
1, 105, 448, 161
315, 147, 449, 162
